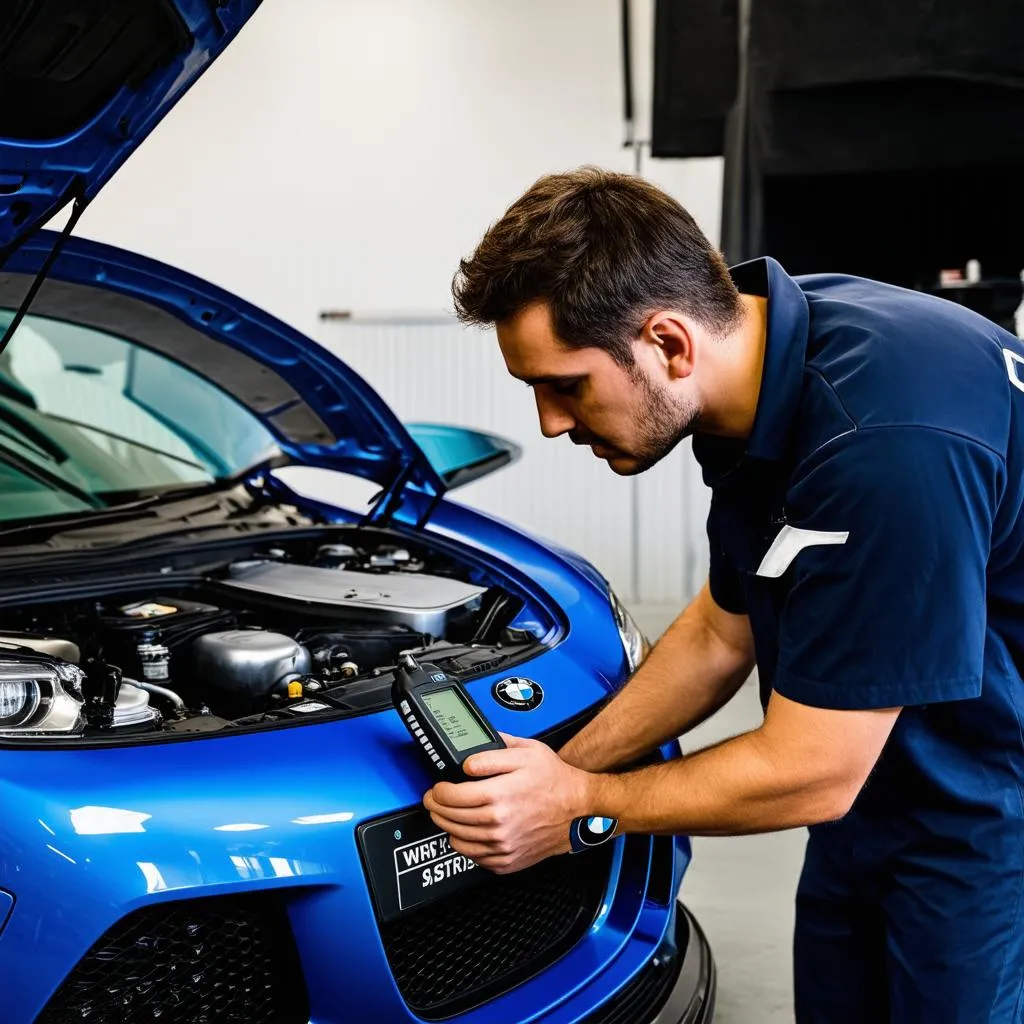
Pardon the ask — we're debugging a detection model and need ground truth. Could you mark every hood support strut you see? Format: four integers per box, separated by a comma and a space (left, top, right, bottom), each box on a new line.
0, 179, 88, 361
364, 457, 418, 526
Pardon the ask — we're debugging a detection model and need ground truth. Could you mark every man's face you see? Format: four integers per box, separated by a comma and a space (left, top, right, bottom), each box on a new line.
495, 302, 698, 476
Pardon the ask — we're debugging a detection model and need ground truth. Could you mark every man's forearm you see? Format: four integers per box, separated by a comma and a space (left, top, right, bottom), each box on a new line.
559, 585, 754, 773
577, 694, 902, 837
586, 727, 849, 836
428, 692, 900, 874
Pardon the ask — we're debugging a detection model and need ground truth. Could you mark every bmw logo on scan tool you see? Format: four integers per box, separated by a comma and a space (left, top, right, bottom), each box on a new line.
492, 677, 544, 711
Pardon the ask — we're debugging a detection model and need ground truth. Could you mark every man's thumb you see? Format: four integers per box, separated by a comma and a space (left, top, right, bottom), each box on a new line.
498, 731, 535, 749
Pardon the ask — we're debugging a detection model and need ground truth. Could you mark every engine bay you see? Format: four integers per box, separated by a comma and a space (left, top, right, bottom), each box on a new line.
0, 529, 544, 743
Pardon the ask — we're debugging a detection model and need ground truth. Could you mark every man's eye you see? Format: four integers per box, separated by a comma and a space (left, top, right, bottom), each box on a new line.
551, 379, 581, 396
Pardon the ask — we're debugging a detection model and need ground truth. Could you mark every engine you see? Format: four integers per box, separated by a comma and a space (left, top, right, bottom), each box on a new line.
0, 532, 536, 741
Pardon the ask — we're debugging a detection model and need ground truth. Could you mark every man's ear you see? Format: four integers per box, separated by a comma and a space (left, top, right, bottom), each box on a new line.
640, 310, 696, 381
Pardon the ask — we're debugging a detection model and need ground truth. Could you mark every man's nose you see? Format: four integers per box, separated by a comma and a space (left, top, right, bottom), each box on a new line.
535, 391, 575, 438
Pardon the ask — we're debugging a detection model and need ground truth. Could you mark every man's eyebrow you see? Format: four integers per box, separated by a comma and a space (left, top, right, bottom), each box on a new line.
517, 373, 586, 387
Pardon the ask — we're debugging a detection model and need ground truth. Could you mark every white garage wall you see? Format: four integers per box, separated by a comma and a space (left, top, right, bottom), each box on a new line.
68, 0, 724, 605
316, 318, 710, 604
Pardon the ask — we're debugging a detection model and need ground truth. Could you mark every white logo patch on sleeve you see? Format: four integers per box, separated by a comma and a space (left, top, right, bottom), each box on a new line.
756, 524, 849, 578
1003, 348, 1024, 394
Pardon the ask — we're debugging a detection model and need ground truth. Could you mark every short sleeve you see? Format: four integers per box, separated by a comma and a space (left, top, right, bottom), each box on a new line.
707, 493, 747, 614
772, 427, 1003, 711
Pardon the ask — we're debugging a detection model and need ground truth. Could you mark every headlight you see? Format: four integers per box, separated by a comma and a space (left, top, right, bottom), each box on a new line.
609, 590, 650, 673
0, 656, 85, 736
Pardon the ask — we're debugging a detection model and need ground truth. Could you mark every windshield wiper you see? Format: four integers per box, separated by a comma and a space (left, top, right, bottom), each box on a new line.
0, 403, 68, 463
0, 454, 288, 543
41, 413, 206, 470
0, 481, 217, 543
0, 445, 101, 510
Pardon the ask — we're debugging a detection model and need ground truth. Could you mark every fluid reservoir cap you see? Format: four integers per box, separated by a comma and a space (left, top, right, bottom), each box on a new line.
287, 679, 304, 699
317, 543, 358, 559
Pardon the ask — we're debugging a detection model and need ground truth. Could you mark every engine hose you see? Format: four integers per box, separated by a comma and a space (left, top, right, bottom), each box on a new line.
127, 677, 188, 720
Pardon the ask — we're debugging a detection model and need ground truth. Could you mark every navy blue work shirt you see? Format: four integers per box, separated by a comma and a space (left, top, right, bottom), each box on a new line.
694, 258, 1024, 864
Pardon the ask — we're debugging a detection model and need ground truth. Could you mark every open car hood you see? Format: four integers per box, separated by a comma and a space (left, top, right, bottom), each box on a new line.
0, 0, 448, 518
0, 232, 446, 515
0, 0, 263, 254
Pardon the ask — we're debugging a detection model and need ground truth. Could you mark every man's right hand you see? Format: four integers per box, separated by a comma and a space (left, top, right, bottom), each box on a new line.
558, 581, 755, 773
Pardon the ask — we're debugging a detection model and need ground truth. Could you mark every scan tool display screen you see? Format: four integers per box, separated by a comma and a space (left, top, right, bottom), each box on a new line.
421, 688, 492, 752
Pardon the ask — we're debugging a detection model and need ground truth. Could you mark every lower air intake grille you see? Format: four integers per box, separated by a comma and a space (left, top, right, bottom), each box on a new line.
583, 948, 682, 1024
380, 845, 612, 1019
36, 893, 308, 1024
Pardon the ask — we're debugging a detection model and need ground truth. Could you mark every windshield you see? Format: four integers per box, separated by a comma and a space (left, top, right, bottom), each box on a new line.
0, 309, 280, 523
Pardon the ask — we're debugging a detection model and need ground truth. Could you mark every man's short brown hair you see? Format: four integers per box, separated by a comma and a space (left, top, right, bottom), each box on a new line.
452, 167, 742, 366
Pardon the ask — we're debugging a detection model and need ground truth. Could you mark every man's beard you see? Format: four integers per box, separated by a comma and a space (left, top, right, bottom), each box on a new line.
571, 376, 699, 476
623, 375, 699, 474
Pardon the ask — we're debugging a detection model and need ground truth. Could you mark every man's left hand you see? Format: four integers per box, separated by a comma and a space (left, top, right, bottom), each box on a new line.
423, 733, 591, 874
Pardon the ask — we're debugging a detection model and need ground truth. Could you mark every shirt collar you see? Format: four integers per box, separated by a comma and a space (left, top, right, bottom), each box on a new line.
692, 256, 809, 480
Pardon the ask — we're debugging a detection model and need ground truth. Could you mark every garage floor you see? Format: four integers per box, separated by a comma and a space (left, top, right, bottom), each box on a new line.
631, 606, 806, 1023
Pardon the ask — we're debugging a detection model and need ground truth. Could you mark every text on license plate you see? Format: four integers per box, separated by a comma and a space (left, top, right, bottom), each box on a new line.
394, 830, 477, 910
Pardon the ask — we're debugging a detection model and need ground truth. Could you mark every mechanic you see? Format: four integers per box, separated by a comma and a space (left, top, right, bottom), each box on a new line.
424, 167, 1024, 1022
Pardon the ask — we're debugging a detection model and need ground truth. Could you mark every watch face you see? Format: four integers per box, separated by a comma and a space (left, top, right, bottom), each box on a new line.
573, 815, 618, 848
492, 677, 544, 711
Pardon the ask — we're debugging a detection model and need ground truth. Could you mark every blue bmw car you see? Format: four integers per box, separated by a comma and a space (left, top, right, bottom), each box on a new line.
0, 3, 715, 1022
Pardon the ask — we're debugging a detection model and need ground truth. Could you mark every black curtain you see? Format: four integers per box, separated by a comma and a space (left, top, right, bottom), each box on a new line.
653, 0, 1024, 276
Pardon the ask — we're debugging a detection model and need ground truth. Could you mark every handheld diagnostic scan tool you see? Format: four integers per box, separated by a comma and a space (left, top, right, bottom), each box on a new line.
392, 653, 618, 852
392, 654, 505, 782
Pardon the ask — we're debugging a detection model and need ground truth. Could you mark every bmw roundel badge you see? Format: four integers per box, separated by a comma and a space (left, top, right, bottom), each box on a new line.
569, 814, 620, 853
492, 677, 544, 711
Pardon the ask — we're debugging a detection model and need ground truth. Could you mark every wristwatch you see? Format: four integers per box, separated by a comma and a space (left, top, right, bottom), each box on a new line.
569, 815, 619, 854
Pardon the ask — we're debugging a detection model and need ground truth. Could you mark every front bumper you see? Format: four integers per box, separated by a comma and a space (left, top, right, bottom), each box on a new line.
584, 903, 716, 1024
652, 905, 716, 1024
2, 704, 704, 1022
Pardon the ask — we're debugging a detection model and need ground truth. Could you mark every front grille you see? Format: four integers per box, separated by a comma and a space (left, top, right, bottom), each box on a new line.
380, 845, 612, 1019
36, 894, 308, 1024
